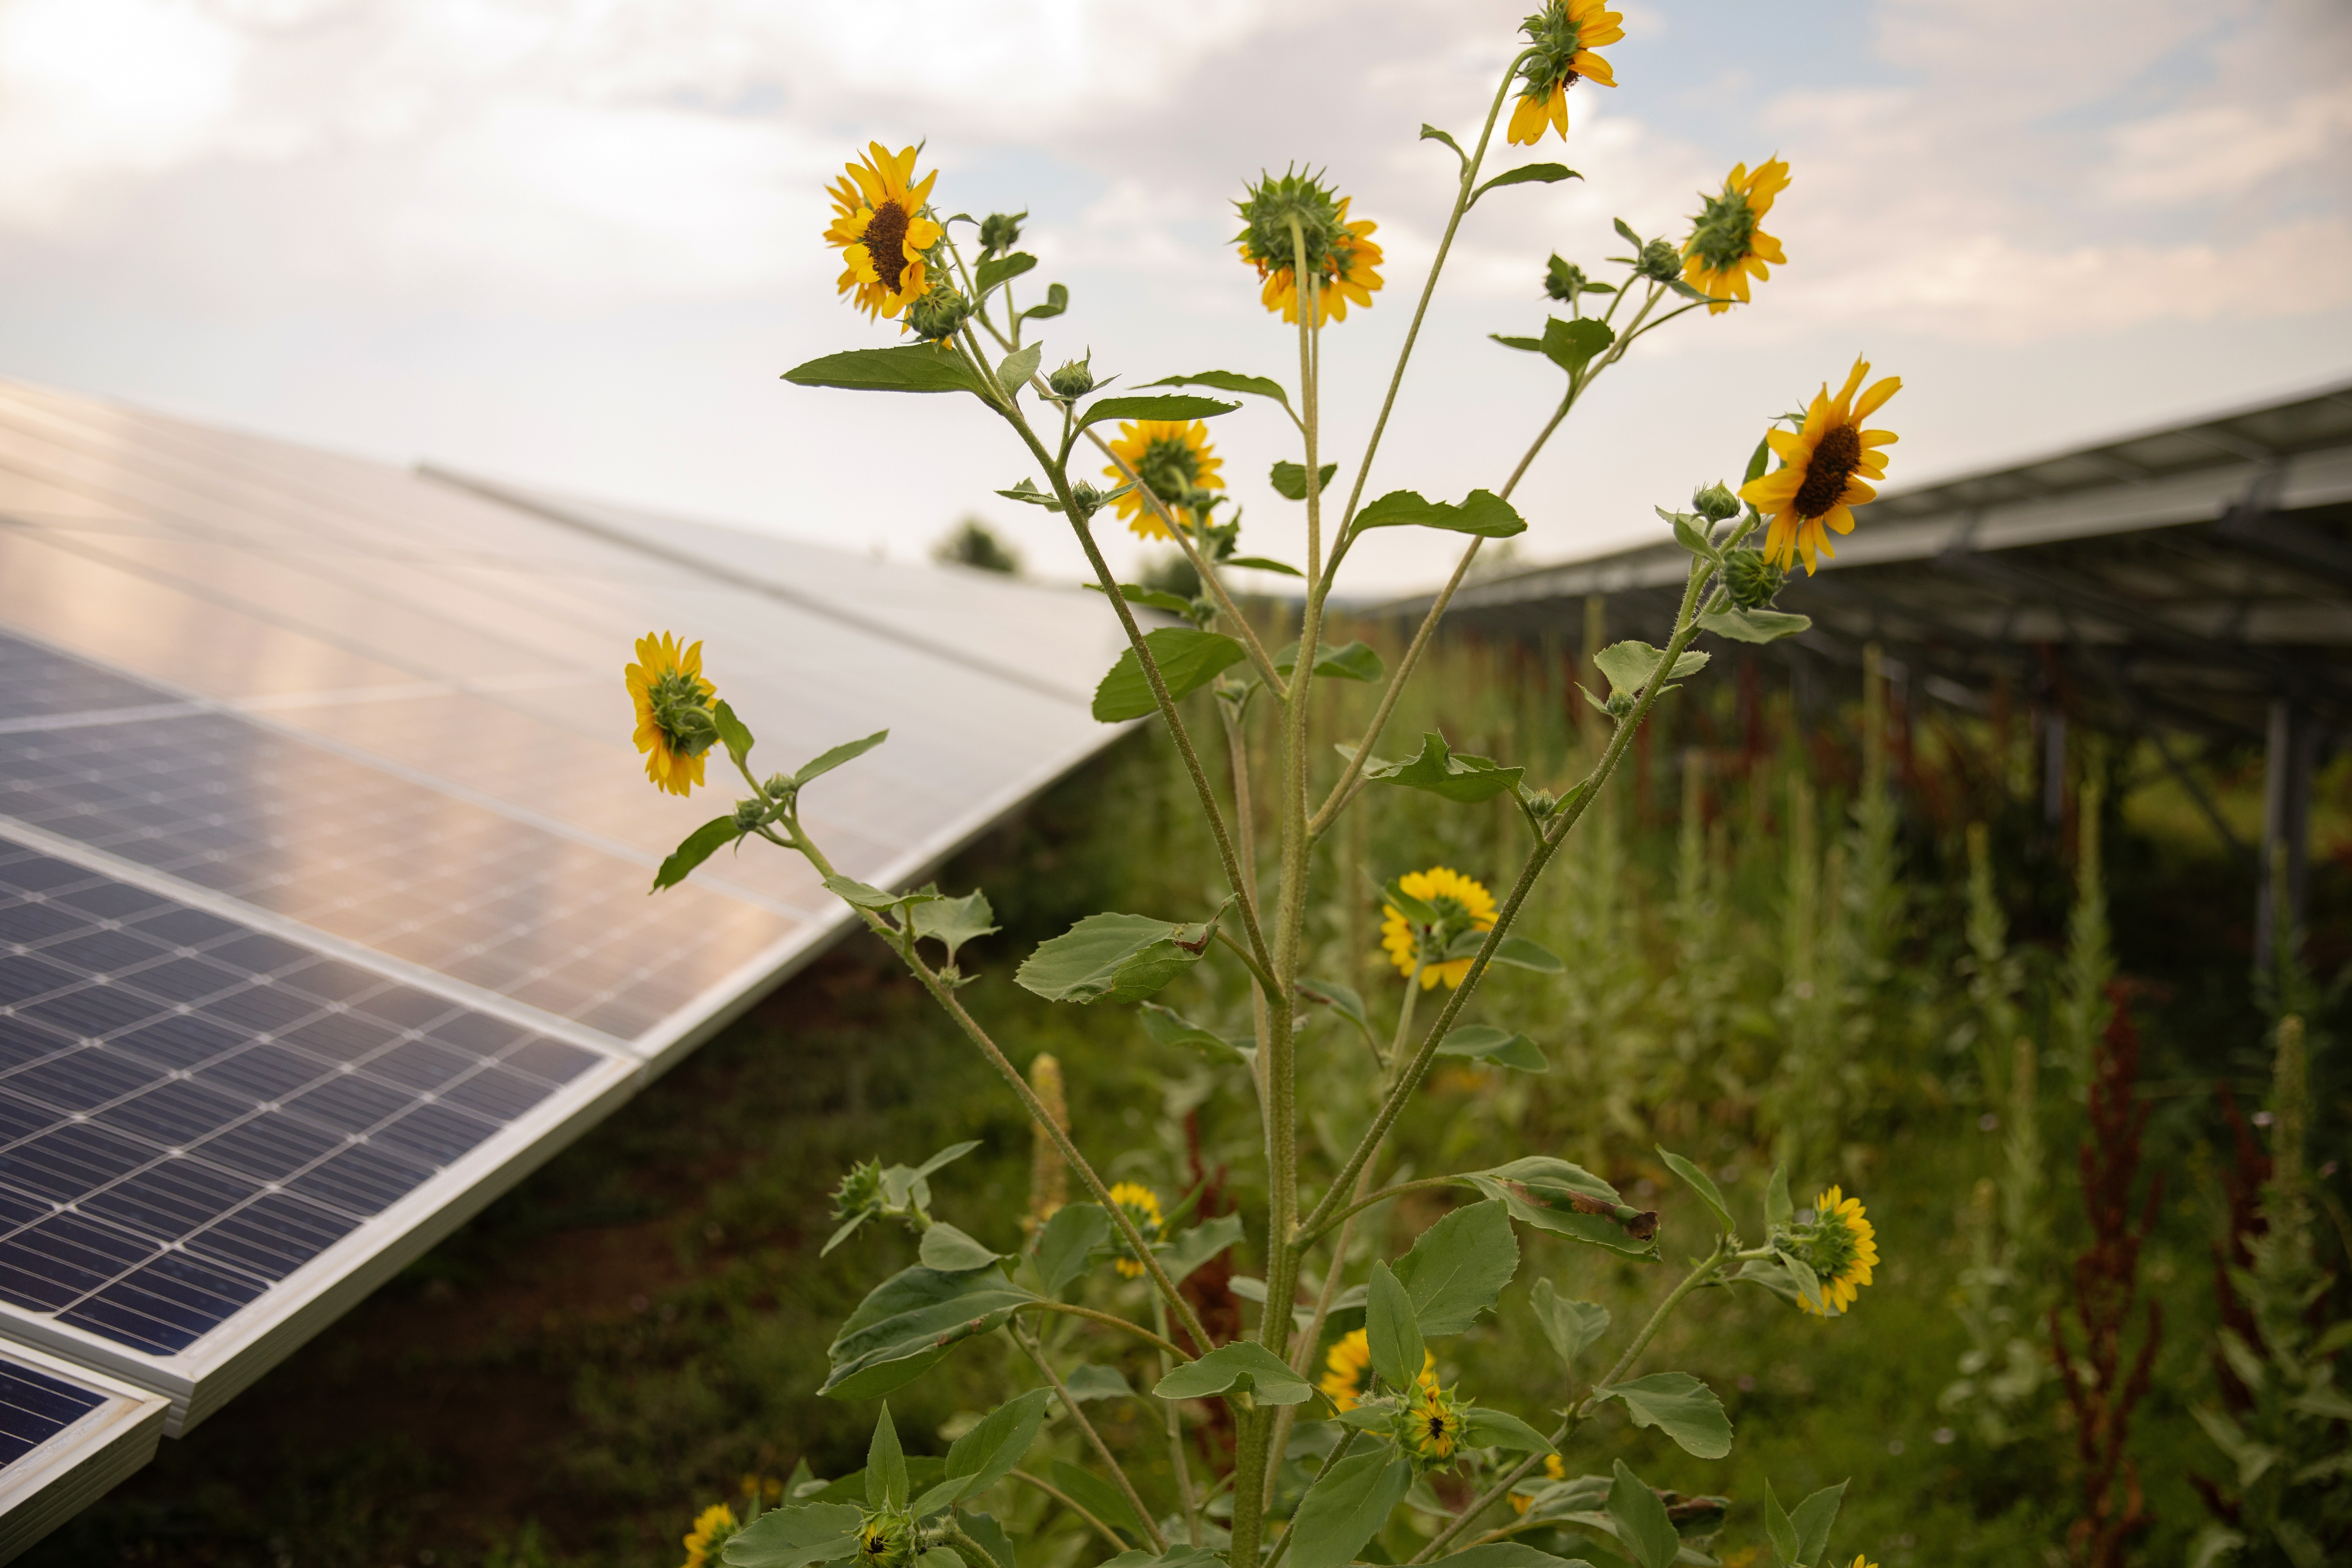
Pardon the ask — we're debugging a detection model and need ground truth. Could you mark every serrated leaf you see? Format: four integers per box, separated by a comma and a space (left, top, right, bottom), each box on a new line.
995, 343, 1043, 395
1468, 1156, 1659, 1259
1014, 905, 1227, 1004
1657, 1146, 1735, 1237
1149, 370, 1291, 408
975, 252, 1037, 294
1660, 508, 1718, 560
721, 1502, 863, 1568
1019, 281, 1069, 322
796, 729, 890, 786
1270, 460, 1339, 500
918, 1223, 1001, 1272
1392, 1200, 1519, 1334
1139, 1000, 1253, 1064
1790, 1480, 1848, 1566
1223, 554, 1303, 576
653, 817, 742, 892
1599, 1372, 1733, 1459
1162, 1212, 1244, 1286
1697, 608, 1813, 644
1472, 163, 1581, 204
1528, 1279, 1609, 1373
1592, 640, 1709, 697
995, 478, 1062, 508
1151, 1340, 1315, 1405
785, 344, 981, 396
1353, 489, 1527, 539
1287, 1451, 1413, 1568
1608, 1460, 1680, 1568
1489, 933, 1565, 972
1036, 1203, 1110, 1296
1091, 628, 1249, 722
821, 1264, 1037, 1399
912, 890, 999, 964
1366, 1260, 1424, 1392
1763, 1480, 1800, 1568
936, 1387, 1051, 1509
1434, 1025, 1549, 1072
1062, 1363, 1133, 1403
1296, 977, 1372, 1041
1362, 732, 1524, 803
1461, 1406, 1557, 1454
1540, 316, 1615, 378
1271, 639, 1385, 684
1077, 394, 1240, 431
824, 875, 943, 914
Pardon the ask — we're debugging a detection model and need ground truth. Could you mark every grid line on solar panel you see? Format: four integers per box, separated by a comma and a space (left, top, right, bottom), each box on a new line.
0, 842, 606, 1357
0, 1356, 105, 1467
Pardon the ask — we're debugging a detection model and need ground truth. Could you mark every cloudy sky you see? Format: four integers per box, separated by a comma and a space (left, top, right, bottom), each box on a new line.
2, 0, 2348, 592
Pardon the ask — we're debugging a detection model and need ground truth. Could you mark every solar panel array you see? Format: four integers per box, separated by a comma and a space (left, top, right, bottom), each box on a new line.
0, 375, 1132, 1542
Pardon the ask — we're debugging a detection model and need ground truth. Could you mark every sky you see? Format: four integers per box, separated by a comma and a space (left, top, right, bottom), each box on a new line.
1, 0, 2348, 594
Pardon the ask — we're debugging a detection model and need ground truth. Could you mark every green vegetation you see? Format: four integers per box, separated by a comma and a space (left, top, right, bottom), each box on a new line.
36, 628, 2346, 1568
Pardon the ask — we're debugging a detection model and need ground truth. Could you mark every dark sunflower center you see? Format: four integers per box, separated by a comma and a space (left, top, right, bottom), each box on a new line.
1136, 436, 1203, 503
864, 199, 912, 291
1426, 1413, 1449, 1437
1793, 425, 1863, 519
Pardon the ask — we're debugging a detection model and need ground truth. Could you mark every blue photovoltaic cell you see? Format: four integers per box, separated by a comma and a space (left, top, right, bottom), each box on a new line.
0, 838, 603, 1358
0, 1356, 103, 1468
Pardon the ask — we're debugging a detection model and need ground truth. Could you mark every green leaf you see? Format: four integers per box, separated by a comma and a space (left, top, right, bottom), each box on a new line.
1099, 1553, 1226, 1568
994, 478, 1062, 509
1540, 316, 1615, 377
1598, 1372, 1733, 1459
1049, 1459, 1144, 1540
1763, 1479, 1800, 1568
1353, 489, 1527, 538
721, 1502, 863, 1568
868, 1403, 908, 1509
1528, 1279, 1610, 1373
796, 730, 890, 786
1467, 1157, 1659, 1259
1423, 1547, 1589, 1568
1765, 1163, 1793, 1231
1612, 217, 1643, 248
975, 252, 1036, 295
1374, 872, 1441, 928
912, 890, 999, 964
1085, 580, 1197, 616
1490, 334, 1545, 353
995, 343, 1043, 396
785, 345, 981, 396
1151, 1341, 1315, 1406
653, 817, 742, 892
1295, 977, 1372, 1041
1774, 1245, 1828, 1315
1020, 282, 1069, 322
1461, 1406, 1557, 1454
1270, 460, 1339, 500
1743, 433, 1774, 486
1091, 628, 1250, 722
1393, 1200, 1519, 1335
1223, 554, 1304, 576
1287, 1451, 1413, 1568
1139, 1001, 1253, 1065
1593, 641, 1709, 698
1656, 1146, 1736, 1237
712, 698, 756, 768
1036, 1203, 1110, 1296
1660, 508, 1719, 561
1272, 639, 1386, 684
1434, 1025, 1548, 1073
1472, 163, 1581, 204
824, 875, 943, 914
1697, 608, 1813, 644
1420, 123, 1468, 162
938, 1387, 1052, 1507
1361, 732, 1524, 803
1790, 1480, 1849, 1566
913, 1141, 980, 1180
1366, 1260, 1424, 1392
918, 1223, 1001, 1272
1607, 1460, 1680, 1568
1014, 904, 1228, 1004
1162, 1212, 1245, 1286
1149, 370, 1291, 408
821, 1264, 1037, 1399
1488, 934, 1564, 973
1077, 394, 1240, 431
960, 1517, 1017, 1568
1062, 1364, 1133, 1403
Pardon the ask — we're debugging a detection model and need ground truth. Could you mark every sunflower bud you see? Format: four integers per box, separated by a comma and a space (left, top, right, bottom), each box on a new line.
1603, 691, 1636, 719
1047, 356, 1097, 400
1692, 481, 1742, 522
1066, 481, 1108, 521
903, 282, 972, 343
1392, 1380, 1471, 1470
851, 1503, 921, 1568
1544, 254, 1589, 303
830, 1158, 885, 1224
1636, 237, 1682, 282
1721, 548, 1785, 609
978, 210, 1025, 258
730, 798, 768, 833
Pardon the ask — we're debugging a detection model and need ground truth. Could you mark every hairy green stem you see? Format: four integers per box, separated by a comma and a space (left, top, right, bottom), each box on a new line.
1013, 1321, 1169, 1554
1153, 1295, 1203, 1545
1006, 1469, 1126, 1552
942, 1520, 1004, 1568
1017, 1300, 1191, 1362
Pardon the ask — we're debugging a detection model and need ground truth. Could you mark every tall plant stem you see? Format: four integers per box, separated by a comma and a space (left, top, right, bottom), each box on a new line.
1013, 1321, 1169, 1554
1154, 1295, 1202, 1545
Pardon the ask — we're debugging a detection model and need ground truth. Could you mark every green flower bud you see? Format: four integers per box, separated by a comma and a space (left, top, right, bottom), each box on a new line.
1692, 481, 1742, 522
830, 1158, 885, 1223
1066, 480, 1108, 520
903, 283, 972, 343
1721, 548, 1785, 610
730, 798, 768, 833
852, 1504, 921, 1568
1047, 356, 1097, 399
1603, 691, 1637, 719
1544, 254, 1589, 303
978, 210, 1025, 258
1635, 237, 1682, 282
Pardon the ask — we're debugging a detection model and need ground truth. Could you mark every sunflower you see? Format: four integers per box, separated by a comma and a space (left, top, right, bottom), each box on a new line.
1107, 1181, 1164, 1279
1682, 157, 1790, 315
823, 143, 943, 324
1507, 0, 1624, 146
681, 1502, 739, 1568
1102, 420, 1225, 540
626, 632, 719, 797
1398, 1378, 1469, 1466
1380, 866, 1499, 990
1794, 1185, 1879, 1316
1318, 1328, 1438, 1411
1233, 171, 1384, 327
1738, 356, 1901, 575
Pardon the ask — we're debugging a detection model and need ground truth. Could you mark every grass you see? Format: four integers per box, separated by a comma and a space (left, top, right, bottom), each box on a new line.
31, 628, 2347, 1568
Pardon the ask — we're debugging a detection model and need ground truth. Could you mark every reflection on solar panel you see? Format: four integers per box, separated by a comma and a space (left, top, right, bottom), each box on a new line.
0, 376, 1133, 1542
0, 1341, 165, 1561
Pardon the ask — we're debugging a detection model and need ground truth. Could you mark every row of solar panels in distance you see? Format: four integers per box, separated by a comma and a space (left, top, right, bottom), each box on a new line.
0, 841, 601, 1357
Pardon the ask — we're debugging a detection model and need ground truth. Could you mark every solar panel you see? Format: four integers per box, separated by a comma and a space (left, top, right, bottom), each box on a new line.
0, 1340, 166, 1562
